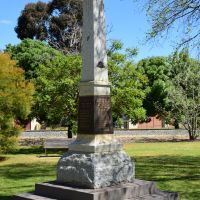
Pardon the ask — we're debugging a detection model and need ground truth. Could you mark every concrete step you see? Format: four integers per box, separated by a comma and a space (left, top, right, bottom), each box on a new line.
154, 190, 179, 200
131, 194, 166, 199
128, 190, 179, 200
34, 179, 156, 200
13, 193, 56, 200
13, 179, 178, 200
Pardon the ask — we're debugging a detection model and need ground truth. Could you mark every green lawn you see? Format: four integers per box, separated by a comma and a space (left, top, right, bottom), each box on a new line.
125, 142, 200, 200
0, 142, 200, 200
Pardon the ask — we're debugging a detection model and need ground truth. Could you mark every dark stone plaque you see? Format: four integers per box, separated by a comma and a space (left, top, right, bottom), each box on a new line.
78, 96, 113, 134
78, 96, 94, 133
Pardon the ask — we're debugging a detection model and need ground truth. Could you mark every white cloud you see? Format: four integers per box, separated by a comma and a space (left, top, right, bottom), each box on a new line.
0, 20, 12, 25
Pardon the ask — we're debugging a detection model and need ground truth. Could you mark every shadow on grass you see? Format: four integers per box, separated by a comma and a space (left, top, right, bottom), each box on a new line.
132, 155, 200, 199
0, 157, 8, 162
0, 162, 56, 200
0, 195, 12, 200
132, 155, 200, 181
38, 155, 61, 158
9, 146, 65, 155
0, 163, 56, 180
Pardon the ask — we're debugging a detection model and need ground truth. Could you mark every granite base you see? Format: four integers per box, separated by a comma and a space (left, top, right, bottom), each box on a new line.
57, 150, 134, 189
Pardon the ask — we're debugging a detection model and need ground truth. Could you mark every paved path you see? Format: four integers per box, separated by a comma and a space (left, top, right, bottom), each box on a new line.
115, 129, 188, 135
21, 129, 188, 138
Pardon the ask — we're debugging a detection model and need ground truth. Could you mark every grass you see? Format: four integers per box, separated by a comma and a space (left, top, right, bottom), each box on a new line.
125, 142, 200, 200
0, 147, 60, 200
0, 142, 199, 200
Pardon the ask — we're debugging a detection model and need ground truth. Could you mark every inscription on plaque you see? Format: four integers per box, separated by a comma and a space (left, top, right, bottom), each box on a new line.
78, 97, 94, 133
78, 96, 113, 134
94, 97, 112, 132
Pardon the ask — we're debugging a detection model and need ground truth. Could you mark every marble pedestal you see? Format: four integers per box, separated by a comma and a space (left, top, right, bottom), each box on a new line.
57, 134, 134, 189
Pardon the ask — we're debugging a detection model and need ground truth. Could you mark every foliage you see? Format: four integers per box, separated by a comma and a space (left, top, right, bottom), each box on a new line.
5, 39, 61, 79
6, 39, 81, 136
6, 39, 147, 132
0, 54, 34, 153
136, 0, 200, 50
137, 52, 200, 140
15, 0, 82, 54
33, 39, 147, 131
33, 54, 81, 135
137, 56, 171, 118
108, 40, 147, 125
166, 50, 200, 140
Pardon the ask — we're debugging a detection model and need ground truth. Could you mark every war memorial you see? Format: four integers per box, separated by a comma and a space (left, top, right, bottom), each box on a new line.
14, 0, 178, 199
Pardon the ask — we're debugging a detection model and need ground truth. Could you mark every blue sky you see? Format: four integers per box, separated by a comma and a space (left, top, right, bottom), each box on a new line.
0, 0, 175, 61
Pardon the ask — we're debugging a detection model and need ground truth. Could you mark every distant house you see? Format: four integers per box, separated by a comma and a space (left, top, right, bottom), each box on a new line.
123, 117, 166, 129
24, 118, 41, 131
24, 117, 169, 131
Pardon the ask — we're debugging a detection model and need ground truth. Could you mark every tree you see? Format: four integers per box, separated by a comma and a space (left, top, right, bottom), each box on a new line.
5, 39, 61, 79
0, 54, 34, 153
6, 39, 81, 137
28, 39, 147, 132
137, 57, 171, 118
34, 54, 81, 137
108, 40, 147, 126
6, 39, 147, 133
136, 0, 200, 50
15, 0, 82, 54
166, 50, 200, 140
15, 2, 49, 41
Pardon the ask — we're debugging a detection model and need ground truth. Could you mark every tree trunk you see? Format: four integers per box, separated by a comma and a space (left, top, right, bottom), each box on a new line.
68, 124, 73, 138
189, 134, 195, 140
188, 130, 196, 141
174, 119, 179, 129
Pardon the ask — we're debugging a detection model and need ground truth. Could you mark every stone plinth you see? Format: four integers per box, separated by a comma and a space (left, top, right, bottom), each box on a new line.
57, 133, 134, 189
14, 179, 179, 200
68, 134, 122, 153
79, 81, 111, 96
57, 150, 134, 189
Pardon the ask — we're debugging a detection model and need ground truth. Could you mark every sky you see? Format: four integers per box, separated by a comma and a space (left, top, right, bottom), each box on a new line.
0, 0, 175, 61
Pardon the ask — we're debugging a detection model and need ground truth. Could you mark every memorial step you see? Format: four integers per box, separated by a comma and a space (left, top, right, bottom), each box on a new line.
129, 194, 168, 200
128, 191, 178, 200
34, 179, 156, 200
13, 179, 178, 200
13, 193, 56, 200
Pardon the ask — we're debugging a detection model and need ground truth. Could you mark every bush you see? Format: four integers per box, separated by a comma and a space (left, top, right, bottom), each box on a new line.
0, 53, 34, 153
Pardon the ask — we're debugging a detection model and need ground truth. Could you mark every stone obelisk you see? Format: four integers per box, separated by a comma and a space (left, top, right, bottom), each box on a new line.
57, 0, 134, 189
13, 1, 179, 199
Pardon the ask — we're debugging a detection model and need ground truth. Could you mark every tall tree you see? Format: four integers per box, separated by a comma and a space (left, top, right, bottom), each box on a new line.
15, 0, 82, 54
6, 39, 147, 134
137, 56, 171, 118
6, 39, 81, 137
136, 0, 200, 50
108, 40, 147, 125
0, 53, 34, 153
166, 50, 200, 140
47, 0, 82, 53
15, 1, 49, 41
34, 54, 81, 137
5, 39, 61, 79
29, 40, 147, 132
